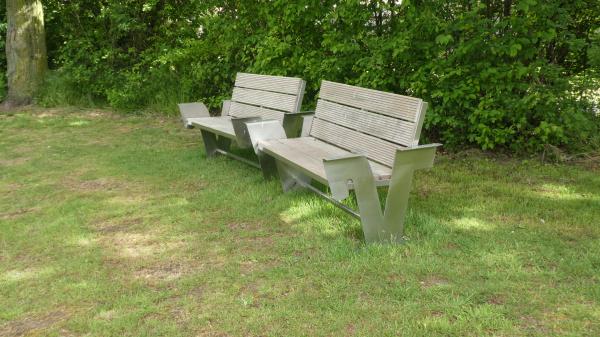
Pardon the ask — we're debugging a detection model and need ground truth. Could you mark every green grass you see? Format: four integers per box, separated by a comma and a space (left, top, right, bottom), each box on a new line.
1, 107, 599, 336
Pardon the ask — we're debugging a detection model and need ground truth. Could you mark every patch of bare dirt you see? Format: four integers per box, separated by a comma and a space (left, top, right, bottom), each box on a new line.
486, 294, 505, 305
1, 183, 23, 194
520, 315, 551, 335
238, 235, 275, 252
96, 226, 192, 284
80, 109, 114, 119
178, 180, 208, 193
116, 125, 136, 133
92, 214, 202, 285
60, 172, 147, 205
92, 217, 143, 233
194, 328, 232, 337
32, 107, 116, 119
106, 232, 166, 258
227, 222, 254, 231
35, 110, 62, 118
57, 328, 80, 337
0, 311, 68, 337
0, 103, 35, 114
429, 310, 445, 318
420, 275, 450, 289
345, 323, 356, 336
0, 207, 41, 220
386, 273, 407, 285
94, 310, 118, 321
133, 261, 192, 283
191, 286, 206, 300
0, 157, 30, 167
62, 177, 123, 192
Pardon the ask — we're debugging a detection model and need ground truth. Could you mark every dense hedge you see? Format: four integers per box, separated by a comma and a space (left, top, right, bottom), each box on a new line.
3, 0, 600, 152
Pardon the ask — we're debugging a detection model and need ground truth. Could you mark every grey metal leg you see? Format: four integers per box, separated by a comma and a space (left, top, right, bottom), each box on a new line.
323, 144, 440, 243
323, 155, 382, 242
257, 152, 279, 180
217, 136, 231, 152
200, 129, 232, 158
276, 162, 310, 192
245, 120, 288, 179
200, 130, 219, 157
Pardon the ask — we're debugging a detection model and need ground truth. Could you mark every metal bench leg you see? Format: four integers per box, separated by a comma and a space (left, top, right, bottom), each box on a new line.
323, 155, 383, 242
257, 153, 278, 179
217, 136, 231, 152
276, 162, 310, 192
245, 120, 288, 179
200, 130, 232, 158
323, 145, 440, 243
200, 130, 218, 157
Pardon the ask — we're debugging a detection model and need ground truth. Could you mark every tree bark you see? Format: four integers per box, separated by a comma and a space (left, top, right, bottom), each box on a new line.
4, 0, 47, 107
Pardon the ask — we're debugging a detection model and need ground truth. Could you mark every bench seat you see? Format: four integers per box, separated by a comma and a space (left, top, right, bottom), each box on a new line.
260, 137, 393, 185
189, 116, 235, 139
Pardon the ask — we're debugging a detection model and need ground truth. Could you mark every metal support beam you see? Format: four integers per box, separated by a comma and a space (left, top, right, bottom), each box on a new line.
214, 149, 260, 169
323, 144, 441, 243
300, 183, 360, 219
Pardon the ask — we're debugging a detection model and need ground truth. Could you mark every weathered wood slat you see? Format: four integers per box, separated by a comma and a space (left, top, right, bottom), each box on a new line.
235, 72, 305, 95
260, 137, 392, 184
315, 99, 416, 147
228, 102, 286, 122
231, 87, 299, 113
309, 118, 402, 167
318, 80, 422, 123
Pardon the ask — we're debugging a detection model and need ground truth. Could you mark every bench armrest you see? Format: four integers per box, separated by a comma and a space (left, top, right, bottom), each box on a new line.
322, 153, 370, 201
393, 143, 442, 169
245, 120, 287, 153
230, 116, 264, 148
221, 100, 231, 116
178, 102, 210, 128
283, 111, 315, 138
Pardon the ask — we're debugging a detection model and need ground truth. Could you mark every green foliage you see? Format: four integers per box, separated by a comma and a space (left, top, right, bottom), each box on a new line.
1, 0, 599, 151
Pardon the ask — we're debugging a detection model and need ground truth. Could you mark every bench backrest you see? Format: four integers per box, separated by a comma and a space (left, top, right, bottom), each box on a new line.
309, 81, 427, 167
227, 73, 306, 123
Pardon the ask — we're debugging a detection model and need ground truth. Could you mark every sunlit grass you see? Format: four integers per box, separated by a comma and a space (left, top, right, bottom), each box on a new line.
0, 107, 599, 336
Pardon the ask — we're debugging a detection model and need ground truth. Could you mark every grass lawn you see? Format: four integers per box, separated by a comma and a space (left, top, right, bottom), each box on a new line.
1, 107, 599, 336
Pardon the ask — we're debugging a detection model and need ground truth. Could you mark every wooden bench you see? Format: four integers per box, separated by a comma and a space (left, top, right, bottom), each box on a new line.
245, 80, 441, 243
178, 73, 307, 166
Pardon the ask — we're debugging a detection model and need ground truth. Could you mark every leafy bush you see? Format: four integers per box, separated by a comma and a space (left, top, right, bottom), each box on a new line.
4, 0, 600, 151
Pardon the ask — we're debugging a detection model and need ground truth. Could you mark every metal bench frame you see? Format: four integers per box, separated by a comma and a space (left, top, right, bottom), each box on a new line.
245, 81, 441, 243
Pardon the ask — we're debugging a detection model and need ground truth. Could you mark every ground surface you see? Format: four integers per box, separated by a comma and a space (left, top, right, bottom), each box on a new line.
1, 108, 599, 336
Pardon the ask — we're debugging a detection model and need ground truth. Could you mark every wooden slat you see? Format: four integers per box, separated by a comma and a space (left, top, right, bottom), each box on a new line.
235, 73, 304, 95
315, 99, 416, 147
231, 87, 299, 113
260, 138, 392, 184
318, 80, 422, 122
309, 118, 402, 167
228, 102, 285, 122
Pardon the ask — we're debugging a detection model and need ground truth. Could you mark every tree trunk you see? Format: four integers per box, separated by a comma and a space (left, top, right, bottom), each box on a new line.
4, 0, 47, 107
